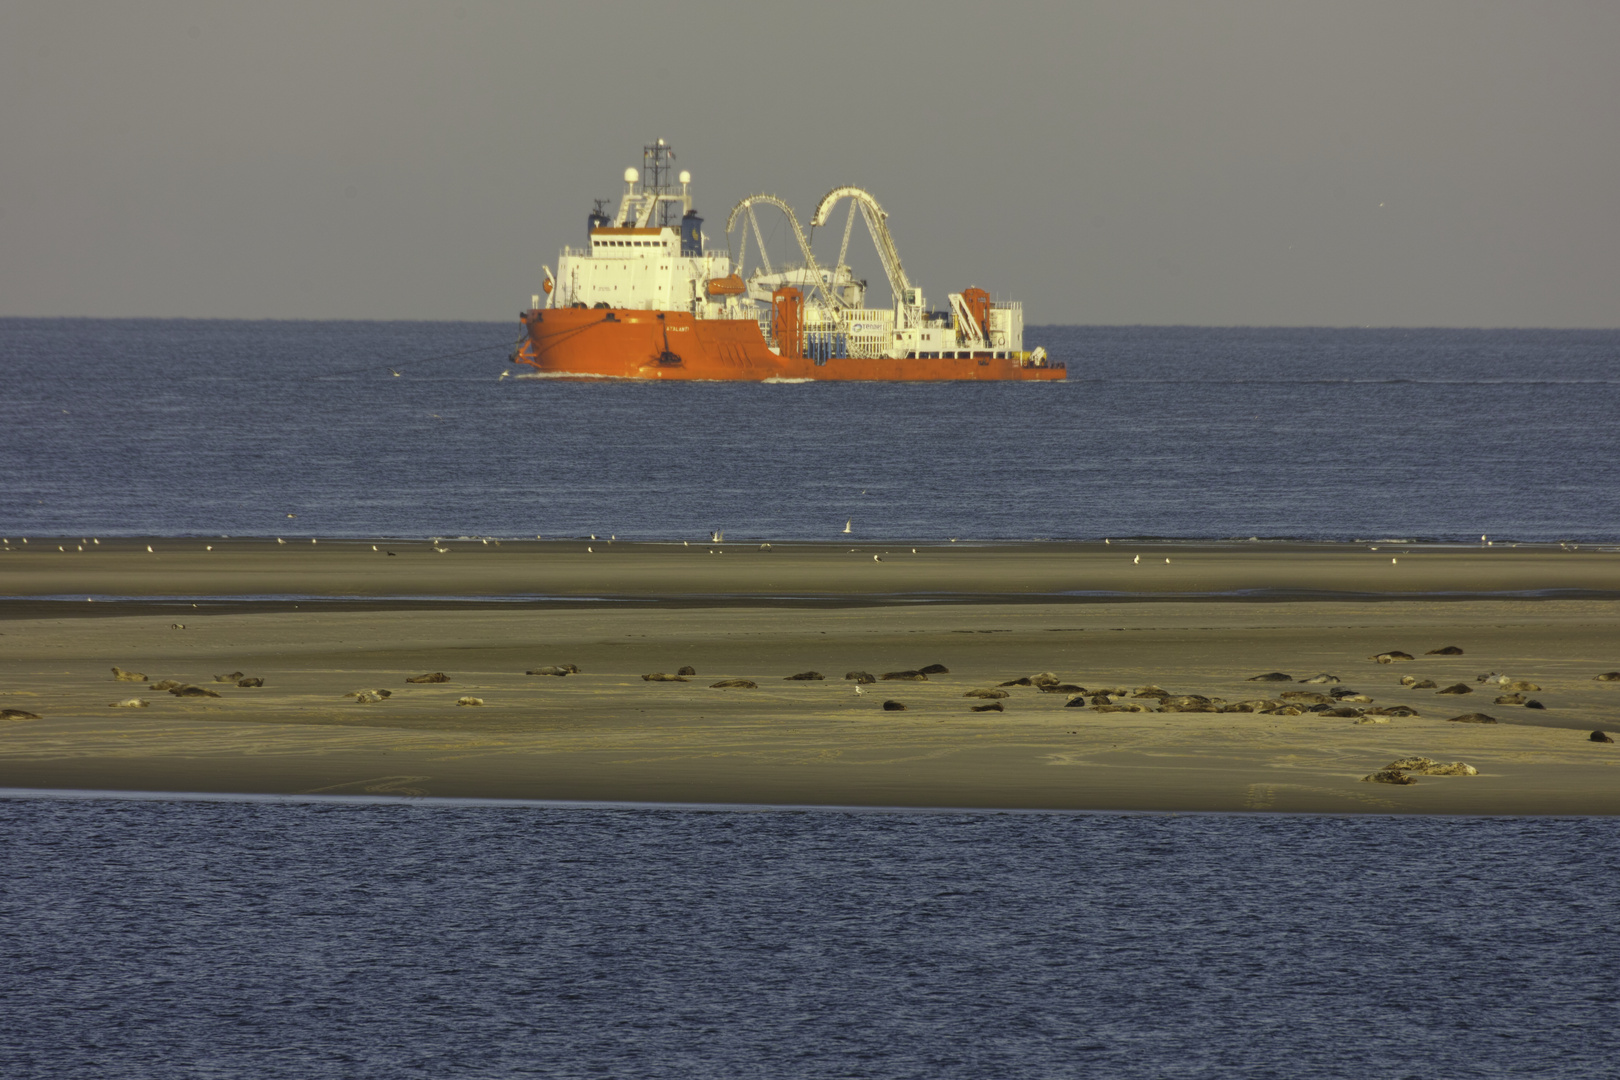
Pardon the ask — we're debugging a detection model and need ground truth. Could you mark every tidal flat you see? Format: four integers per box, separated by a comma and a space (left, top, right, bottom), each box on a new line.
2, 539, 1617, 812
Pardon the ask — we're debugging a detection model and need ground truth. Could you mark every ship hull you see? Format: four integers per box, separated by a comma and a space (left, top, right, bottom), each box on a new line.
514, 309, 1065, 382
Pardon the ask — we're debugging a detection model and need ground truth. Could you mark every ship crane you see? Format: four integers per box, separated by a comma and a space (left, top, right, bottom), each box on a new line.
810, 187, 921, 328
723, 195, 840, 311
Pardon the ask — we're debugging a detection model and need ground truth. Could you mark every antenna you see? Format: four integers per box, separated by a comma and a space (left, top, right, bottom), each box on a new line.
642, 140, 679, 227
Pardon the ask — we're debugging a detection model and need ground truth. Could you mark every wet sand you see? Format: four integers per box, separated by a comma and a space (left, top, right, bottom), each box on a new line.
2, 540, 1617, 813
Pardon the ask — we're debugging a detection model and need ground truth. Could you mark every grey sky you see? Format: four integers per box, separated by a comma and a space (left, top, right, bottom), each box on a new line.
2, 1, 1616, 325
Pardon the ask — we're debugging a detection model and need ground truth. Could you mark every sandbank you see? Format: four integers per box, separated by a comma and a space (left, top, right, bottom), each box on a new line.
2, 540, 1616, 813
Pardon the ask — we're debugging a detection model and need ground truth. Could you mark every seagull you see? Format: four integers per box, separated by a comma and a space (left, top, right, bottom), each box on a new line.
854, 685, 864, 695
843, 520, 852, 534
1392, 557, 1398, 564
205, 545, 212, 551
277, 538, 285, 544
146, 545, 153, 553
390, 368, 401, 377
1165, 558, 1171, 564
873, 554, 882, 562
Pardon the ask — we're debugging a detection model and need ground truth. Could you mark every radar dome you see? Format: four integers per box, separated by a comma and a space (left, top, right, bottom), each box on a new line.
679, 170, 691, 184
623, 167, 639, 183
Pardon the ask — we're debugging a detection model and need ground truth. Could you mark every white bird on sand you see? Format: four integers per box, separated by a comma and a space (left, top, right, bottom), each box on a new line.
1165, 558, 1171, 564
146, 545, 153, 553
1133, 555, 1140, 564
1392, 557, 1398, 564
277, 538, 285, 544
843, 520, 852, 534
873, 554, 882, 562
854, 685, 864, 695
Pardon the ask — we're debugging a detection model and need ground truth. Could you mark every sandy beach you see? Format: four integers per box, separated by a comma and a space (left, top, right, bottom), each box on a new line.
2, 539, 1617, 813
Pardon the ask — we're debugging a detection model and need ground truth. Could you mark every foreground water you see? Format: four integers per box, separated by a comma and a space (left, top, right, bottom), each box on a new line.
3, 320, 1617, 541
1, 794, 1616, 1079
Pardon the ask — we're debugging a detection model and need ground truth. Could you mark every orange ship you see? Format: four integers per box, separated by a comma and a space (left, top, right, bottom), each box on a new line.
512, 141, 1064, 383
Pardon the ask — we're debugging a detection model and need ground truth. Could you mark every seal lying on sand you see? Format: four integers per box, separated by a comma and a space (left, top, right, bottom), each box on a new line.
918, 664, 950, 675
1427, 646, 1465, 655
710, 679, 757, 689
1371, 651, 1416, 664
169, 685, 220, 698
882, 670, 928, 681
213, 671, 244, 683
1247, 673, 1292, 682
344, 689, 392, 703
678, 666, 697, 676
1, 708, 42, 720
784, 671, 825, 680
112, 667, 147, 682
1388, 756, 1477, 776
1447, 712, 1498, 724
844, 671, 877, 684
642, 673, 688, 682
1362, 768, 1416, 785
1592, 730, 1615, 743
970, 702, 1004, 713
1596, 672, 1620, 682
882, 700, 907, 711
406, 672, 451, 684
150, 680, 182, 692
526, 666, 579, 677
964, 688, 1010, 699
1300, 674, 1342, 684
1436, 683, 1473, 695
237, 677, 263, 688
455, 697, 484, 706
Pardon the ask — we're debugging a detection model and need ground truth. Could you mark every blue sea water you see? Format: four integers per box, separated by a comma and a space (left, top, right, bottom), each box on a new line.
2, 795, 1617, 1080
2, 319, 1617, 542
